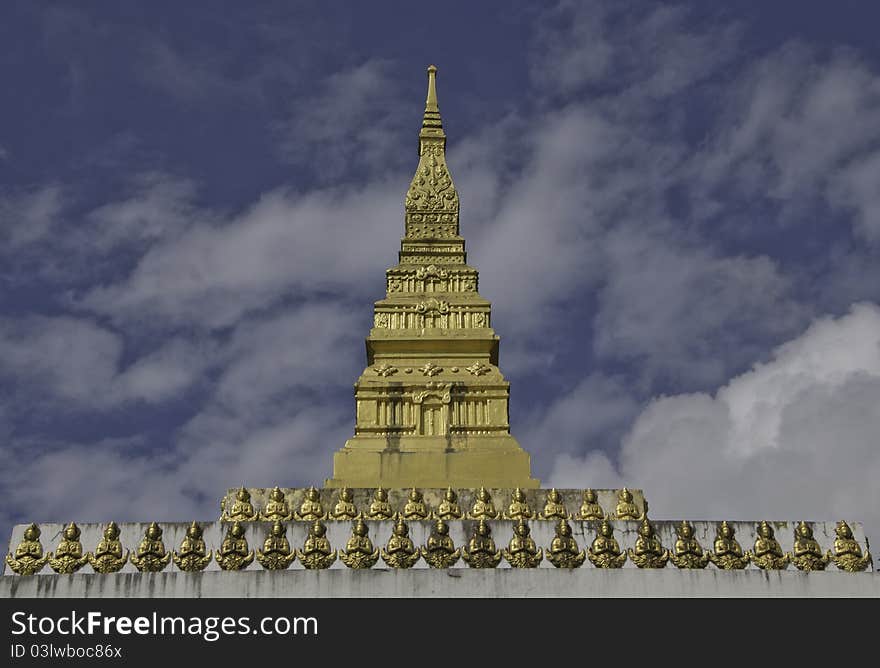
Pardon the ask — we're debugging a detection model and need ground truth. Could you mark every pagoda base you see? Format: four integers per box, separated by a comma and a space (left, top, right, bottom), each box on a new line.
325, 435, 539, 488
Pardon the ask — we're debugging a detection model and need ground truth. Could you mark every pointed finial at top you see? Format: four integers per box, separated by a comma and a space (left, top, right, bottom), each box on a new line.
420, 64, 445, 142
426, 65, 439, 112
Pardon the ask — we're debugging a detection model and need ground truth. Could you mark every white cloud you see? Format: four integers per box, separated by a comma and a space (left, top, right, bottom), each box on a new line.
0, 186, 66, 248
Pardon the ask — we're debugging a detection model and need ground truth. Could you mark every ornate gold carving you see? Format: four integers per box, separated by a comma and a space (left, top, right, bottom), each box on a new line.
415, 265, 448, 280
628, 518, 669, 569
547, 519, 585, 569
297, 520, 337, 570
462, 519, 501, 568
421, 519, 460, 568
588, 519, 627, 568
260, 486, 293, 522
707, 521, 749, 570
748, 521, 790, 570
130, 522, 171, 573
295, 486, 326, 521
402, 488, 429, 520
434, 487, 462, 520
374, 313, 389, 328
504, 487, 533, 520
468, 487, 498, 519
87, 522, 128, 574
373, 364, 398, 377
503, 519, 543, 568
173, 521, 212, 572
365, 488, 394, 520
416, 298, 450, 315
827, 521, 871, 572
670, 520, 709, 569
419, 362, 443, 377
256, 521, 296, 570
6, 524, 49, 575
540, 488, 570, 520
216, 522, 254, 571
577, 489, 604, 521
47, 522, 89, 574
330, 486, 359, 521
382, 517, 421, 568
465, 362, 490, 376
340, 519, 379, 569
225, 487, 256, 522
791, 521, 828, 572
615, 488, 641, 520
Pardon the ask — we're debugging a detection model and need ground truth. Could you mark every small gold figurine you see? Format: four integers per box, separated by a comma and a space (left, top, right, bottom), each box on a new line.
504, 487, 533, 520
707, 521, 749, 570
434, 487, 462, 520
547, 519, 585, 569
401, 488, 429, 520
256, 521, 296, 570
748, 521, 790, 570
615, 488, 641, 520
330, 487, 358, 520
468, 487, 498, 520
260, 487, 293, 522
48, 522, 89, 574
297, 520, 337, 570
225, 487, 256, 521
826, 521, 871, 572
421, 519, 460, 568
381, 517, 421, 568
364, 488, 394, 520
577, 489, 604, 521
215, 522, 254, 571
340, 519, 379, 569
540, 488, 569, 520
670, 520, 709, 569
87, 522, 128, 574
130, 522, 171, 573
628, 517, 669, 569
295, 487, 326, 521
173, 521, 213, 572
588, 519, 627, 568
503, 519, 543, 568
791, 521, 828, 572
461, 519, 502, 568
6, 524, 49, 575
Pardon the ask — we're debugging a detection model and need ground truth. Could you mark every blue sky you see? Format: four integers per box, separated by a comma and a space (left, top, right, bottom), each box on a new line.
2, 1, 880, 550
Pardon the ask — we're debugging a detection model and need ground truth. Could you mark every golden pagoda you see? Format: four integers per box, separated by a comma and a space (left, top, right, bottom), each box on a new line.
326, 66, 538, 489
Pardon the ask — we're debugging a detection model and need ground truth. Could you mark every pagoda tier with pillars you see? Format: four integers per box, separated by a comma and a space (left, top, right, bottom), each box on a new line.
325, 65, 538, 489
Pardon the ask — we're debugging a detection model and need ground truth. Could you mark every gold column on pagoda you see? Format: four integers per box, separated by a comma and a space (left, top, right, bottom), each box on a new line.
326, 65, 539, 489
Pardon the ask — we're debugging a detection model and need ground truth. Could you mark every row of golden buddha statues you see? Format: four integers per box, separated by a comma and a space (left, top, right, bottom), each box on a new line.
222, 486, 645, 522
6, 517, 871, 575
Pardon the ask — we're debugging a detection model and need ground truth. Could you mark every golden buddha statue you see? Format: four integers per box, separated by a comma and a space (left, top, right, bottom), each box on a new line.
577, 489, 604, 521
791, 521, 828, 572
6, 523, 49, 575
826, 521, 871, 572
47, 522, 89, 574
421, 519, 460, 568
504, 487, 533, 520
256, 521, 296, 570
215, 522, 254, 571
587, 519, 627, 568
540, 488, 569, 520
462, 519, 501, 568
295, 486, 326, 521
670, 520, 709, 569
707, 521, 749, 570
87, 522, 128, 574
628, 517, 669, 568
748, 521, 790, 570
340, 519, 379, 569
547, 519, 585, 569
615, 488, 641, 520
225, 487, 256, 522
297, 520, 337, 570
468, 487, 498, 520
172, 521, 213, 572
402, 488, 429, 520
330, 486, 358, 520
382, 517, 421, 568
260, 487, 292, 522
503, 518, 543, 568
130, 522, 171, 572
364, 488, 394, 520
434, 487, 462, 520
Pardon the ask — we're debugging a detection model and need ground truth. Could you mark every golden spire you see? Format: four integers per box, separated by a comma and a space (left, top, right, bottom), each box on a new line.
420, 65, 445, 144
